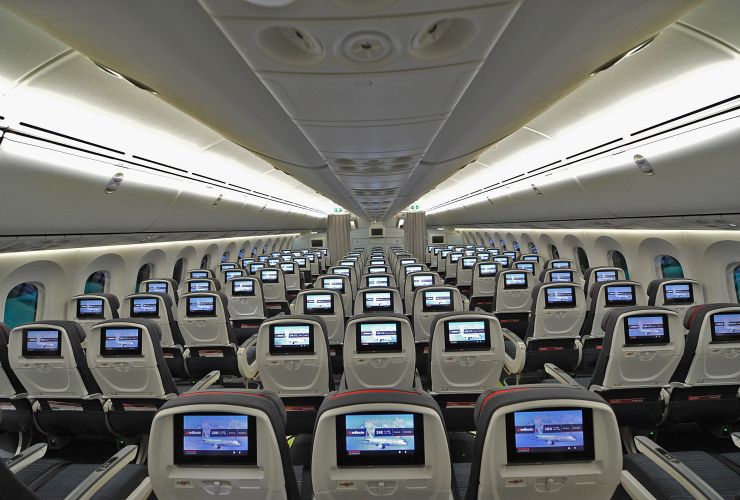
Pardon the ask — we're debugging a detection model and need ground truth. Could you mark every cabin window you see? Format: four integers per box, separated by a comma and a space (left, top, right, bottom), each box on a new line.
136, 264, 154, 292
489, 238, 494, 246
528, 243, 537, 254
550, 245, 560, 260
221, 252, 229, 263
84, 271, 110, 294
4, 283, 39, 329
655, 255, 684, 279
734, 265, 740, 302
608, 250, 630, 280
575, 247, 590, 274
500, 240, 507, 250
172, 258, 186, 285
512, 241, 520, 251
200, 255, 210, 270
238, 249, 245, 259
251, 247, 257, 256
263, 245, 268, 253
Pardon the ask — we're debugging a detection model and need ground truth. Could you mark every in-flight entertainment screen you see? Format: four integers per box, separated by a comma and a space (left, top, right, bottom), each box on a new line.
269, 324, 314, 355
605, 286, 636, 306
356, 321, 402, 353
444, 320, 491, 351
232, 280, 255, 297
101, 327, 143, 356
624, 314, 670, 345
423, 290, 453, 312
174, 413, 257, 466
506, 408, 594, 464
335, 412, 425, 467
187, 296, 216, 317
710, 313, 740, 342
545, 287, 576, 309
22, 329, 62, 357
77, 299, 105, 319
663, 283, 694, 305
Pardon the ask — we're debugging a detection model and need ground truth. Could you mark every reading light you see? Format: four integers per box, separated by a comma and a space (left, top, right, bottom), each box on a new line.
213, 194, 223, 207
105, 173, 124, 194
633, 154, 654, 175
531, 184, 542, 196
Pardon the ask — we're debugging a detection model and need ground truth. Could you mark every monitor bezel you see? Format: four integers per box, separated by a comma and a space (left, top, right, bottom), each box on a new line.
662, 283, 695, 306
422, 290, 454, 312
231, 279, 256, 297
268, 323, 315, 355
604, 285, 637, 307
443, 319, 491, 351
355, 320, 403, 353
173, 412, 257, 467
363, 291, 395, 313
709, 312, 740, 343
21, 328, 62, 358
77, 298, 106, 320
623, 313, 670, 345
543, 286, 577, 310
303, 293, 335, 315
186, 296, 218, 317
503, 272, 528, 290
130, 297, 160, 318
100, 326, 144, 357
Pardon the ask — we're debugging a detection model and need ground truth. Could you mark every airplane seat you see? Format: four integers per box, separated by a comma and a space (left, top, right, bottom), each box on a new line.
310, 388, 454, 500
259, 268, 290, 316
148, 389, 300, 500
121, 293, 188, 379
539, 267, 580, 286
8, 321, 111, 438
182, 278, 221, 293
353, 287, 404, 316
646, 278, 705, 323
582, 266, 625, 303
243, 315, 334, 434
661, 303, 740, 430
361, 272, 397, 290
465, 385, 621, 500
86, 318, 179, 437
412, 286, 466, 377
469, 262, 498, 312
278, 261, 301, 301
579, 280, 646, 374
403, 272, 441, 314
427, 312, 505, 432
315, 274, 353, 320
444, 253, 463, 285
66, 293, 120, 344
140, 278, 180, 308
503, 283, 586, 384
0, 322, 34, 434
224, 277, 267, 344
584, 307, 684, 429
341, 314, 418, 391
177, 291, 241, 379
329, 266, 358, 298
491, 269, 534, 339
455, 256, 479, 296
543, 258, 576, 271
292, 290, 345, 375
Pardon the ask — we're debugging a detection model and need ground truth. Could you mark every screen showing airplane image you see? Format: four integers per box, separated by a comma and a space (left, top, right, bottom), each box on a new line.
545, 287, 575, 308
249, 264, 265, 273
400, 259, 416, 266
710, 313, 740, 342
270, 325, 313, 354
191, 272, 208, 278
605, 286, 636, 306
267, 259, 279, 267
101, 328, 142, 355
336, 412, 424, 467
524, 256, 539, 262
462, 258, 477, 269
504, 273, 527, 289
664, 283, 693, 305
339, 261, 354, 267
369, 267, 386, 274
510, 409, 587, 459
279, 263, 295, 272
146, 282, 168, 294
225, 271, 243, 282
515, 263, 534, 273
550, 271, 573, 283
365, 292, 392, 310
132, 298, 158, 316
423, 290, 452, 311
445, 320, 490, 350
78, 299, 104, 317
493, 257, 509, 267
412, 275, 434, 290
306, 294, 333, 311
357, 322, 401, 352
333, 268, 350, 276
188, 281, 211, 292
595, 270, 617, 282
232, 280, 255, 296
220, 264, 236, 271
464, 250, 475, 256
188, 296, 215, 316
477, 253, 490, 260
260, 270, 278, 283
24, 330, 61, 356
551, 262, 570, 269
294, 258, 307, 266
368, 276, 389, 287
176, 413, 257, 466
371, 260, 385, 265
322, 278, 344, 291
405, 265, 423, 274
479, 264, 497, 276
624, 315, 669, 344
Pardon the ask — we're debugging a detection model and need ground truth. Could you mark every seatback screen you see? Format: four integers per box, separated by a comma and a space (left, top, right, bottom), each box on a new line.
551, 262, 570, 269
305, 294, 334, 314
232, 280, 255, 297
605, 285, 636, 306
369, 267, 386, 274
441, 250, 452, 259
476, 253, 490, 261
663, 283, 694, 305
490, 249, 500, 255
493, 257, 509, 268
423, 290, 453, 312
595, 270, 617, 282
78, 299, 105, 319
624, 314, 670, 345
190, 271, 209, 279
367, 276, 389, 288
294, 258, 307, 267
503, 273, 528, 290
249, 263, 265, 274
225, 271, 243, 282
503, 252, 517, 259
549, 271, 573, 283
400, 259, 416, 267
307, 254, 316, 262
187, 296, 216, 317
188, 281, 211, 293
506, 408, 594, 464
544, 287, 576, 309
267, 259, 279, 267
101, 327, 143, 356
405, 265, 423, 275
462, 258, 477, 269
710, 313, 740, 342
444, 320, 491, 351
279, 263, 295, 273
335, 412, 425, 467
258, 256, 269, 262
333, 268, 350, 276
22, 329, 62, 357
269, 324, 314, 355
364, 292, 394, 312
412, 275, 434, 290
524, 256, 539, 262
449, 254, 462, 263
345, 256, 358, 261
515, 262, 535, 273
146, 282, 168, 294
174, 413, 257, 466
356, 321, 402, 353
478, 264, 498, 277
281, 255, 292, 261
339, 261, 354, 267
464, 250, 476, 256
220, 264, 236, 271
371, 260, 386, 265
131, 298, 159, 317
321, 278, 345, 293
260, 270, 279, 283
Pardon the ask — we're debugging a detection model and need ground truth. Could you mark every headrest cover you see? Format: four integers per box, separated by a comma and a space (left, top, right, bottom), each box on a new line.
0, 322, 10, 343
683, 303, 739, 331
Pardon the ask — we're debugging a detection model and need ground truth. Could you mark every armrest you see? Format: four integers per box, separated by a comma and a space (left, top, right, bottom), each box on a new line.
275, 312, 286, 318
239, 334, 258, 350
238, 334, 260, 380
501, 328, 526, 375
544, 363, 579, 387
81, 393, 105, 401
731, 432, 740, 449
188, 370, 220, 392
5, 443, 48, 473
634, 437, 724, 500
620, 470, 658, 500
474, 307, 485, 313
63, 445, 138, 500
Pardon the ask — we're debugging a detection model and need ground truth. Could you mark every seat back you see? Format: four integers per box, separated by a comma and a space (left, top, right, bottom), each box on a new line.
343, 314, 416, 390
445, 253, 463, 278
353, 287, 403, 316
293, 290, 345, 344
493, 270, 534, 313
471, 262, 498, 297
183, 278, 220, 294
329, 266, 357, 298
120, 293, 184, 347
544, 259, 576, 271
186, 269, 216, 282
583, 266, 626, 300
0, 322, 24, 399
671, 304, 740, 386
491, 255, 511, 270
311, 389, 452, 500
140, 279, 179, 309
247, 262, 267, 276
223, 277, 266, 321
456, 256, 479, 287
361, 273, 397, 290
256, 316, 334, 396
468, 386, 621, 500
177, 292, 236, 346
148, 390, 300, 500
8, 321, 99, 398
591, 307, 683, 390
66, 293, 119, 340
647, 278, 705, 321
437, 250, 452, 274
398, 264, 426, 296
412, 286, 466, 342
86, 319, 178, 399
583, 281, 647, 338
315, 275, 353, 319
428, 312, 504, 393
278, 261, 301, 291
525, 283, 586, 341
394, 257, 419, 279
259, 268, 287, 303
404, 272, 442, 313
539, 268, 580, 285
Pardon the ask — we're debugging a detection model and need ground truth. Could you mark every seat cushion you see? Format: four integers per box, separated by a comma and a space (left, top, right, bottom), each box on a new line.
34, 463, 148, 500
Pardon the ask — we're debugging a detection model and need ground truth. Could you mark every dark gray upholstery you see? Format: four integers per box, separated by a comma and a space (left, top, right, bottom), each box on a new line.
0, 328, 34, 432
